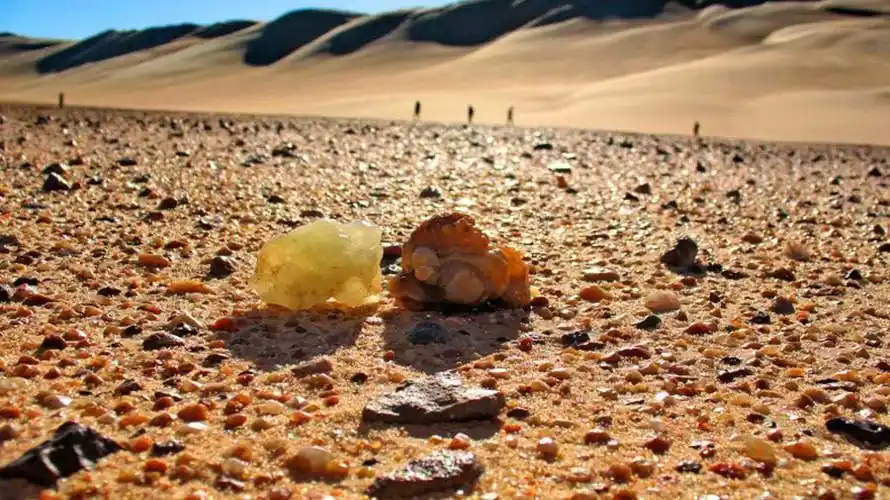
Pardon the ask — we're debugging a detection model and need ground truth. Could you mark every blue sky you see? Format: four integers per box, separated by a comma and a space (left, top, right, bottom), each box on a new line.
2, 0, 448, 40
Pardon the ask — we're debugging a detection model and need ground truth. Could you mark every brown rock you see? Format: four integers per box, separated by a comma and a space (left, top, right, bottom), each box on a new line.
367, 450, 484, 498
362, 371, 504, 424
291, 357, 333, 378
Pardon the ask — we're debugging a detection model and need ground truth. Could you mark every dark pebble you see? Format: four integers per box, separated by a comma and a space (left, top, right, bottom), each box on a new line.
40, 334, 67, 350
142, 332, 185, 351
203, 353, 230, 367
151, 440, 185, 457
208, 256, 237, 279
635, 315, 662, 331
750, 311, 771, 325
506, 408, 530, 420
0, 285, 11, 303
772, 297, 795, 315
42, 173, 71, 192
718, 367, 752, 383
560, 330, 591, 347
0, 422, 121, 486
825, 417, 890, 450
119, 157, 137, 166
114, 379, 142, 396
350, 372, 369, 384
157, 197, 178, 210
420, 187, 442, 199
676, 461, 702, 474
121, 325, 142, 338
98, 286, 122, 297
406, 320, 448, 345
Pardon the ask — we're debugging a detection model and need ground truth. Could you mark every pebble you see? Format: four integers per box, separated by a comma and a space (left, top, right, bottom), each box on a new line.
143, 332, 186, 351
287, 446, 333, 475
784, 440, 818, 460
291, 357, 334, 377
208, 256, 237, 278
579, 285, 612, 302
741, 436, 777, 465
406, 320, 448, 345
537, 437, 558, 459
582, 267, 619, 282
644, 291, 681, 313
177, 404, 209, 422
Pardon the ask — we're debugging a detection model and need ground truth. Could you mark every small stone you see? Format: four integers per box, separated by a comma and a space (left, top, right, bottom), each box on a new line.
40, 334, 67, 350
785, 241, 811, 261
676, 460, 701, 473
362, 371, 504, 424
560, 331, 591, 347
537, 437, 558, 459
548, 162, 572, 174
742, 233, 763, 244
119, 157, 137, 166
634, 315, 661, 331
772, 297, 794, 315
750, 311, 771, 324
579, 285, 612, 302
784, 440, 818, 460
39, 393, 72, 409
660, 237, 699, 270
582, 267, 619, 282
178, 404, 209, 422
143, 332, 185, 351
643, 435, 671, 454
291, 357, 334, 377
644, 291, 681, 313
157, 197, 178, 210
167, 280, 215, 294
151, 440, 185, 457
406, 320, 447, 345
367, 450, 483, 498
138, 253, 171, 268
0, 422, 121, 486
208, 256, 237, 279
741, 437, 777, 465
420, 187, 442, 199
43, 173, 71, 192
768, 268, 795, 282
42, 163, 70, 177
287, 446, 333, 475
114, 379, 142, 396
825, 417, 890, 449
634, 183, 651, 195
718, 368, 752, 383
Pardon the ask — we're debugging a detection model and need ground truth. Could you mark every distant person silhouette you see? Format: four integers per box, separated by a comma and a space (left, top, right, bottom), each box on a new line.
58, 92, 65, 109
467, 105, 474, 125
507, 106, 514, 125
414, 101, 421, 121
693, 121, 701, 138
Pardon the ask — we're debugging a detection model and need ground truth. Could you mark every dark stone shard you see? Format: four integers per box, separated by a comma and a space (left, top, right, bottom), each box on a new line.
151, 440, 185, 457
157, 197, 178, 210
877, 360, 890, 372
114, 379, 142, 396
41, 163, 70, 177
623, 192, 639, 202
750, 311, 771, 325
203, 353, 230, 367
718, 368, 752, 383
768, 268, 796, 282
879, 242, 890, 253
118, 157, 137, 166
676, 460, 702, 474
362, 371, 504, 425
772, 297, 795, 315
660, 236, 699, 271
406, 320, 447, 345
635, 315, 662, 331
208, 256, 237, 279
351, 372, 369, 384
845, 269, 863, 281
506, 408, 530, 420
576, 341, 606, 351
0, 421, 121, 486
721, 269, 747, 280
142, 332, 186, 351
300, 209, 324, 218
560, 330, 591, 348
868, 167, 883, 177
267, 194, 285, 204
0, 285, 12, 303
97, 286, 121, 297
14, 277, 39, 287
533, 142, 553, 151
419, 186, 442, 199
169, 323, 199, 338
367, 450, 484, 499
40, 334, 67, 350
42, 173, 71, 192
815, 378, 858, 392
825, 417, 890, 450
121, 325, 142, 338
634, 183, 652, 195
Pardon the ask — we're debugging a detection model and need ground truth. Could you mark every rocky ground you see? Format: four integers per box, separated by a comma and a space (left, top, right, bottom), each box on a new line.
0, 103, 889, 499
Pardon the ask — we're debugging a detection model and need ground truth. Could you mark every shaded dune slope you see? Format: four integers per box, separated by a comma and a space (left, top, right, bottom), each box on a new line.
243, 9, 359, 65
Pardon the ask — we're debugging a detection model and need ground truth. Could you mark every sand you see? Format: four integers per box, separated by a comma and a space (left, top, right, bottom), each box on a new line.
0, 102, 889, 499
1, 0, 890, 145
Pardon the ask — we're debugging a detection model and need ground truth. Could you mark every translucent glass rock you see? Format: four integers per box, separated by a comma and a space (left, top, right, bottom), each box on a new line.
250, 220, 383, 310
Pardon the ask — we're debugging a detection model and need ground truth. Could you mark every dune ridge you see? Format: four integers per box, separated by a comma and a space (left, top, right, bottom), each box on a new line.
2, 0, 890, 145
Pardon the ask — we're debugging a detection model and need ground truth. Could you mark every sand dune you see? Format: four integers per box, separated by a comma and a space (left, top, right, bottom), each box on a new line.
2, 0, 890, 145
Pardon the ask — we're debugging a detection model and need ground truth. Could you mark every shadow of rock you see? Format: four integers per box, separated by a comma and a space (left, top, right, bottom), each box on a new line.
213, 307, 371, 371
381, 304, 528, 374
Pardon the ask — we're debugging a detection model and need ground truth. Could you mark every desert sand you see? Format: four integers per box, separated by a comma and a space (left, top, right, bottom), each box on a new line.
2, 0, 890, 145
0, 100, 889, 498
